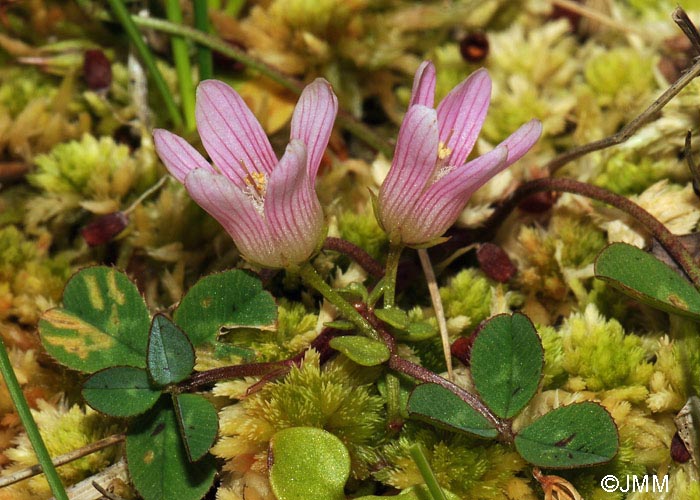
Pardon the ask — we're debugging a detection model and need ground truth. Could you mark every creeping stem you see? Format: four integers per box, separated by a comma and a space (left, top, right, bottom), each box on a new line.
492, 178, 700, 289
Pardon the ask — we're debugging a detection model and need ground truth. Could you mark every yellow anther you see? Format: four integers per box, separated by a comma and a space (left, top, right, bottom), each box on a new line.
244, 171, 268, 195
438, 141, 452, 161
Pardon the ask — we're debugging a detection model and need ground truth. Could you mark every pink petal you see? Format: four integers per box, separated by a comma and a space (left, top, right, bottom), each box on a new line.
290, 78, 338, 180
409, 61, 436, 108
402, 146, 508, 244
195, 80, 277, 187
265, 140, 325, 266
184, 169, 279, 266
436, 68, 491, 169
153, 129, 213, 183
378, 105, 439, 236
497, 119, 542, 165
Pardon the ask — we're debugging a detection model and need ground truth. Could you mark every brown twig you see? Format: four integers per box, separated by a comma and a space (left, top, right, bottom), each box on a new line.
545, 26, 700, 174
0, 434, 125, 488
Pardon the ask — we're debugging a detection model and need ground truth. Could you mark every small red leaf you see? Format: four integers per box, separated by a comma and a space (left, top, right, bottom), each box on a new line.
459, 32, 489, 63
476, 243, 516, 283
83, 49, 112, 91
81, 212, 129, 246
671, 431, 691, 463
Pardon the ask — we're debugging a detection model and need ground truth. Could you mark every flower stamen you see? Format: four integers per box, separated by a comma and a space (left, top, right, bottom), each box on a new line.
240, 160, 268, 215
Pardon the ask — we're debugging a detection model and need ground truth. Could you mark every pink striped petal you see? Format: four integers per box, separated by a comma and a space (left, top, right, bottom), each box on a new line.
409, 61, 436, 108
195, 80, 277, 187
402, 146, 508, 245
153, 129, 213, 183
378, 105, 439, 236
497, 119, 542, 165
184, 168, 279, 266
265, 140, 324, 266
290, 78, 338, 180
436, 68, 491, 169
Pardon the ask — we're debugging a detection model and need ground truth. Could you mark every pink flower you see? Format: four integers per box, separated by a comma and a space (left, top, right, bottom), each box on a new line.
378, 61, 542, 246
154, 79, 338, 268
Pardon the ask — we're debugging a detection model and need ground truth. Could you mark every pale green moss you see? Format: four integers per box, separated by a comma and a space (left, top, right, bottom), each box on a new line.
551, 212, 607, 268
595, 153, 674, 195
0, 67, 56, 116
584, 47, 654, 109
338, 208, 388, 261
375, 427, 529, 499
439, 269, 491, 325
213, 350, 384, 479
240, 299, 319, 362
557, 305, 654, 394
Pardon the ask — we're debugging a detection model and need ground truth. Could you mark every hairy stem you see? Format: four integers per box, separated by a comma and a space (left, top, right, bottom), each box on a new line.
0, 339, 69, 500
383, 244, 404, 308
388, 355, 510, 441
299, 262, 381, 340
323, 237, 384, 278
496, 178, 700, 288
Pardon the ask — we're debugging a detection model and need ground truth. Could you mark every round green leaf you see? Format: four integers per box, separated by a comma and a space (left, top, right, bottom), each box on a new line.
82, 367, 160, 417
173, 394, 218, 462
126, 398, 216, 500
514, 402, 619, 468
269, 427, 350, 500
595, 243, 700, 320
148, 314, 195, 386
374, 308, 409, 329
470, 313, 543, 419
329, 336, 390, 366
173, 270, 277, 346
407, 384, 497, 439
39, 266, 150, 372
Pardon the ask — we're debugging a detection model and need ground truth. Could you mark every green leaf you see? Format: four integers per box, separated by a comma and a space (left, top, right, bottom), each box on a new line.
174, 270, 277, 346
126, 398, 216, 500
148, 314, 195, 386
515, 402, 619, 468
323, 320, 356, 330
374, 307, 409, 329
38, 267, 150, 373
470, 313, 543, 419
269, 427, 350, 500
82, 366, 160, 417
394, 321, 437, 341
407, 384, 497, 439
595, 243, 700, 320
172, 394, 219, 462
329, 336, 390, 366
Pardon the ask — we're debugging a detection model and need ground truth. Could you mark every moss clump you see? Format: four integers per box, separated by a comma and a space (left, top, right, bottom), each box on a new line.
439, 269, 492, 326
595, 153, 675, 195
544, 305, 654, 397
338, 208, 388, 261
374, 427, 531, 499
0, 226, 72, 324
212, 350, 384, 481
0, 401, 121, 500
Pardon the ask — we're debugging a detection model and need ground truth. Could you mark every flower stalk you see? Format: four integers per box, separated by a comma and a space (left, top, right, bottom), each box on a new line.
298, 262, 380, 341
383, 244, 404, 308
164, 0, 196, 130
